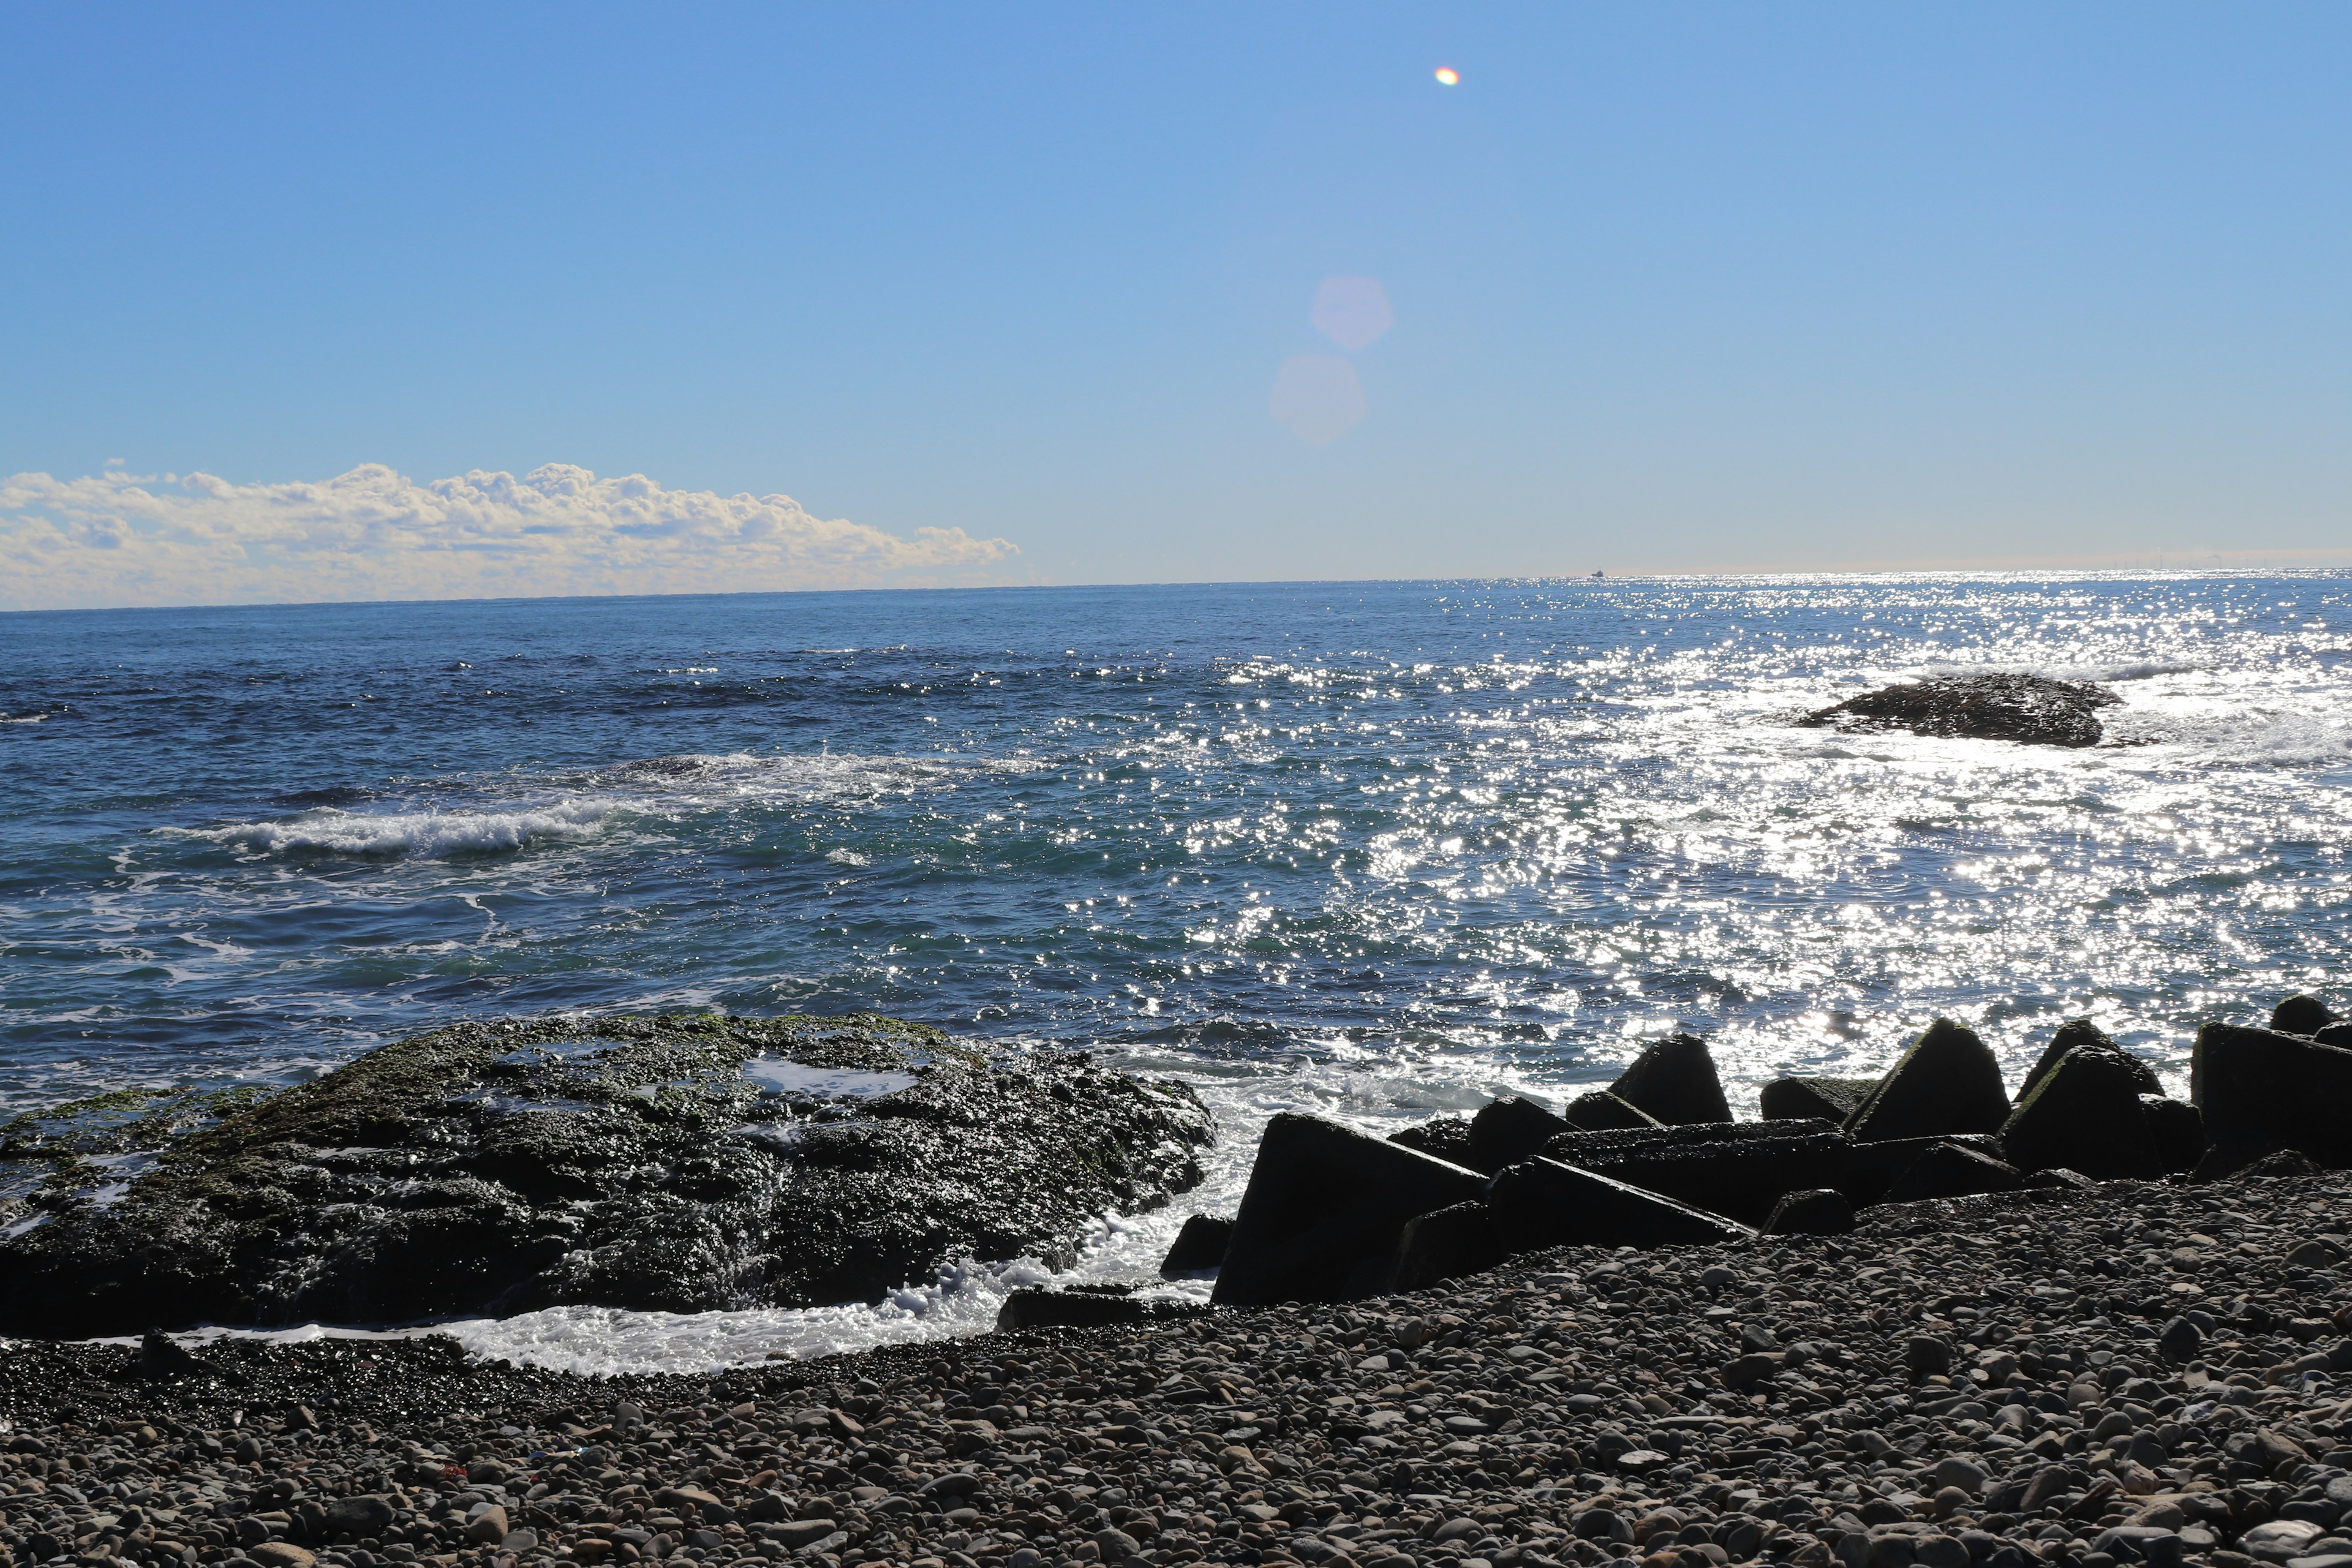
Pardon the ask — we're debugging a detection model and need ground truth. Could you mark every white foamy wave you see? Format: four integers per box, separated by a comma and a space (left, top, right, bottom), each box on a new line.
168, 800, 613, 858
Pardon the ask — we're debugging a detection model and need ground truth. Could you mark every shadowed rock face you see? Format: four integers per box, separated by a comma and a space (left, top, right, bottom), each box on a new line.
1800, 673, 2120, 747
0, 1012, 1212, 1336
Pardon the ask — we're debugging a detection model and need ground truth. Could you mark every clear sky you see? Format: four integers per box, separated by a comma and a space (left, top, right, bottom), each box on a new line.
4, 4, 2351, 606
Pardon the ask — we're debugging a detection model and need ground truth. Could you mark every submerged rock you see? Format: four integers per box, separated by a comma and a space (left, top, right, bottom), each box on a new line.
1800, 672, 2120, 747
0, 1012, 1212, 1336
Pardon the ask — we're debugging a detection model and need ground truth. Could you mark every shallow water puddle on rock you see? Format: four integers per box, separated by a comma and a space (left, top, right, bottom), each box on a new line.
741, 1060, 916, 1099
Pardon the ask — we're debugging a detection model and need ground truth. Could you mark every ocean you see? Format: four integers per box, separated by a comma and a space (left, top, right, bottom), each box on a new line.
2, 574, 2348, 1371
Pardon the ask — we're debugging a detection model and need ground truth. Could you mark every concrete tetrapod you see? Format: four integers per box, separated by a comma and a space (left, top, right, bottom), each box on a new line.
1212, 1112, 1488, 1306
1485, 1156, 1753, 1252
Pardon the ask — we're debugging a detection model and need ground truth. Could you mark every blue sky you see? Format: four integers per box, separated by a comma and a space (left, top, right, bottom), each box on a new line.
4, 4, 2350, 603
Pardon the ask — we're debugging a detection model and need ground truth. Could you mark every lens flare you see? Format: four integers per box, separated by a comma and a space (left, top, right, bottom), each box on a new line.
1433, 66, 1460, 86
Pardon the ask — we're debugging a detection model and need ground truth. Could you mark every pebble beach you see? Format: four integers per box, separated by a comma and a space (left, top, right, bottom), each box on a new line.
9, 1161, 2350, 1568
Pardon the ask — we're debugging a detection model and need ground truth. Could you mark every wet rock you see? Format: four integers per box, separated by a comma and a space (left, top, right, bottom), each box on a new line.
1486, 1156, 1754, 1251
1798, 672, 2120, 747
1213, 1112, 1487, 1305
2271, 995, 2339, 1038
1158, 1213, 1233, 1275
1845, 1019, 2011, 1144
1469, 1095, 1573, 1172
1388, 1200, 1507, 1292
1762, 1075, 1879, 1123
2193, 1021, 2352, 1168
1608, 1034, 1733, 1125
2018, 1019, 2159, 1102
0, 1012, 1212, 1335
1763, 1186, 1856, 1235
1539, 1119, 1847, 1228
2001, 1044, 2171, 1179
1882, 1140, 2023, 1203
1562, 1089, 1662, 1131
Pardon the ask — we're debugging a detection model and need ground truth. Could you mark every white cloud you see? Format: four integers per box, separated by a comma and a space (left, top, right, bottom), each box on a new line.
0, 463, 1020, 611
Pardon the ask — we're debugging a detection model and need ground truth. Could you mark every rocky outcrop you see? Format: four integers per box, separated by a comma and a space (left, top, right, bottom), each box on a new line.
1800, 672, 2120, 747
0, 1012, 1212, 1336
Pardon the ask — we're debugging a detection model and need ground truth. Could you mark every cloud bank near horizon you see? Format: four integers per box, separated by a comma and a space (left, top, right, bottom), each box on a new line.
0, 464, 1020, 611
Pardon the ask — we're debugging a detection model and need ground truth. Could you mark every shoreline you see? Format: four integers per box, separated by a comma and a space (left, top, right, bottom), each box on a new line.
7, 1165, 2348, 1568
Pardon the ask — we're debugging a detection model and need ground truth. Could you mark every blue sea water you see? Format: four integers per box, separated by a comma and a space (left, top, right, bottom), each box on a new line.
3, 575, 2348, 1366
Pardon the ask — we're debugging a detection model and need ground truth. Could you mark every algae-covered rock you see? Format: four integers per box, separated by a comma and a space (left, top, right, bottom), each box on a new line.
1799, 673, 2119, 747
0, 1012, 1211, 1336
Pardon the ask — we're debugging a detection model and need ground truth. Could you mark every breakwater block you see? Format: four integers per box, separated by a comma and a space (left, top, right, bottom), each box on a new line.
1760, 1076, 1875, 1122
1564, 1090, 1660, 1131
2002, 1044, 2171, 1179
2193, 1021, 2352, 1167
995, 1288, 1208, 1332
1763, 1188, 1854, 1235
1213, 1113, 1488, 1306
1468, 1095, 1572, 1172
1610, 1034, 1733, 1125
1881, 1140, 2022, 1203
1158, 1214, 1233, 1275
1389, 1200, 1507, 1292
1486, 1156, 1753, 1251
1539, 1120, 1846, 1229
1844, 1018, 2011, 1143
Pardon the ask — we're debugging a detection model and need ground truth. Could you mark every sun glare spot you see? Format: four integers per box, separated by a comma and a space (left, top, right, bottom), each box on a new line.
1434, 66, 1460, 86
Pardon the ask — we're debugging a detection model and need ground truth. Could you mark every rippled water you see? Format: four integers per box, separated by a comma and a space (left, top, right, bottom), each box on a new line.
7, 575, 2350, 1366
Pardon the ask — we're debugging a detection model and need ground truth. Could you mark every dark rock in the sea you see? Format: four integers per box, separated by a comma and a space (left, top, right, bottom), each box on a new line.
1845, 1019, 2011, 1144
994, 1287, 1208, 1332
1213, 1113, 1486, 1306
1386, 1115, 1476, 1167
2143, 1095, 2206, 1173
1760, 1075, 1877, 1123
1468, 1095, 1572, 1172
1841, 1134, 2011, 1205
2001, 1044, 2170, 1180
1562, 1090, 1662, 1131
1763, 1187, 1855, 1236
1882, 1140, 2022, 1204
1798, 672, 2120, 748
2193, 1020, 2352, 1168
2271, 994, 2339, 1038
2320, 1022, 2352, 1049
1486, 1157, 1754, 1251
2018, 1019, 2158, 1102
0, 1013, 1212, 1336
1539, 1120, 1846, 1229
1158, 1213, 1233, 1275
1608, 1033, 1733, 1125
1389, 1200, 1507, 1292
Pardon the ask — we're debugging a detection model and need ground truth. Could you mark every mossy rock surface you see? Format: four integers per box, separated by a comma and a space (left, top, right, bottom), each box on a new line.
0, 1012, 1210, 1336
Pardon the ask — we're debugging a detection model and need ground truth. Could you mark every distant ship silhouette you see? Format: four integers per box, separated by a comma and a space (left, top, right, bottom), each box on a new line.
1591, 569, 1605, 579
